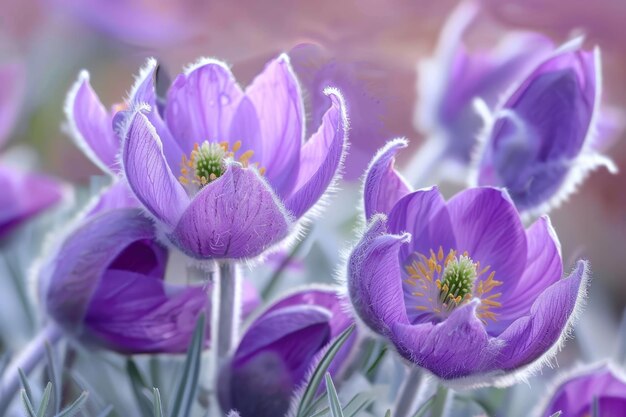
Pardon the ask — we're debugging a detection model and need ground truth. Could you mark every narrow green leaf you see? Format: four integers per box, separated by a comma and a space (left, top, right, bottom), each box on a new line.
153, 388, 164, 417
411, 396, 435, 417
297, 324, 355, 417
45, 342, 62, 413
18, 368, 33, 400
169, 313, 206, 417
20, 389, 37, 417
343, 392, 374, 417
365, 346, 387, 377
324, 373, 344, 417
56, 391, 88, 417
37, 382, 53, 417
126, 359, 154, 417
384, 410, 391, 417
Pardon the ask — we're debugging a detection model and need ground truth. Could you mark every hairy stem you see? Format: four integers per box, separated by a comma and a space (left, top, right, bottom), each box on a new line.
394, 367, 423, 417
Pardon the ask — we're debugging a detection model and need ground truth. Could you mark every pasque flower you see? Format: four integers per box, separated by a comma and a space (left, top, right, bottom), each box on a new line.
218, 287, 355, 417
0, 61, 63, 238
66, 55, 348, 260
348, 140, 588, 384
541, 364, 626, 417
475, 38, 615, 214
415, 1, 553, 168
38, 187, 259, 353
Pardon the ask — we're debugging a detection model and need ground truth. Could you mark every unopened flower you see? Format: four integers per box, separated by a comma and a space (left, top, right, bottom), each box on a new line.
218, 287, 355, 417
348, 140, 588, 385
415, 1, 553, 170
0, 61, 62, 238
475, 38, 615, 214
38, 203, 259, 353
541, 364, 626, 416
115, 56, 347, 260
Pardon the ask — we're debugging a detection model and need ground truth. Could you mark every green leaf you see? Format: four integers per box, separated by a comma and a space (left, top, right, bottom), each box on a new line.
20, 389, 37, 417
18, 368, 33, 400
365, 346, 387, 377
37, 382, 53, 417
55, 391, 88, 417
169, 313, 206, 417
126, 358, 154, 417
384, 410, 391, 417
324, 373, 344, 417
297, 324, 355, 417
342, 392, 374, 417
153, 388, 164, 417
411, 395, 435, 417
45, 342, 62, 413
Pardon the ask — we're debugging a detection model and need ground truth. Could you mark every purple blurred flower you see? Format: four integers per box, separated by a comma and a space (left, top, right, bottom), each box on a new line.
475, 38, 615, 214
218, 287, 355, 417
542, 364, 626, 417
348, 140, 588, 384
114, 56, 347, 260
38, 195, 260, 353
415, 1, 553, 168
0, 61, 62, 238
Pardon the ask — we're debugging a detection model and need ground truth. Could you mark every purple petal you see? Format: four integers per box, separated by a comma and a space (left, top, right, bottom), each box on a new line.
65, 71, 119, 172
165, 59, 243, 154
496, 260, 588, 370
0, 167, 63, 238
391, 300, 495, 379
245, 55, 304, 196
122, 110, 189, 228
490, 216, 563, 335
41, 209, 155, 332
169, 164, 291, 259
363, 139, 412, 221
447, 187, 527, 293
387, 186, 456, 262
0, 61, 25, 148
347, 215, 410, 335
128, 59, 184, 170
284, 89, 348, 219
85, 181, 138, 217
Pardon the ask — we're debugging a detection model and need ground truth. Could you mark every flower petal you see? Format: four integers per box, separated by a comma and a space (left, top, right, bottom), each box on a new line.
284, 88, 348, 218
65, 71, 119, 172
0, 167, 63, 238
165, 59, 243, 153
169, 164, 291, 259
41, 209, 155, 332
85, 180, 138, 217
447, 187, 527, 292
347, 215, 410, 335
496, 260, 588, 370
489, 215, 563, 335
363, 138, 412, 221
122, 110, 189, 228
387, 186, 456, 261
391, 300, 496, 380
245, 54, 304, 196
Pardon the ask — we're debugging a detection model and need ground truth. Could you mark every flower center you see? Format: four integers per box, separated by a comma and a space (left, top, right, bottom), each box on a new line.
404, 247, 503, 324
179, 140, 265, 189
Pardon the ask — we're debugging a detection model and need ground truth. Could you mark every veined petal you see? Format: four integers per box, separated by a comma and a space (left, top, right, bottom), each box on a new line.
284, 88, 348, 219
122, 110, 189, 229
65, 71, 119, 172
165, 59, 243, 154
391, 300, 495, 380
169, 164, 291, 259
245, 54, 304, 196
363, 138, 412, 221
447, 187, 527, 293
496, 260, 588, 370
347, 215, 410, 335
490, 216, 563, 335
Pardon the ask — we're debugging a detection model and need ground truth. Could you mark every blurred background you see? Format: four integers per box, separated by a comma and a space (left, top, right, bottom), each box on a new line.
2, 0, 626, 362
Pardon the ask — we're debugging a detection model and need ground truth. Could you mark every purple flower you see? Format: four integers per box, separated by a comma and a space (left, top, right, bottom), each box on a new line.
0, 61, 63, 238
38, 199, 260, 354
218, 287, 355, 417
415, 1, 553, 167
348, 140, 588, 384
475, 38, 615, 214
542, 364, 626, 416
114, 56, 347, 260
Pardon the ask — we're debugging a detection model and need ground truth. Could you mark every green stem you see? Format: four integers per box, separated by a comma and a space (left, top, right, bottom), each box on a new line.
430, 384, 452, 417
